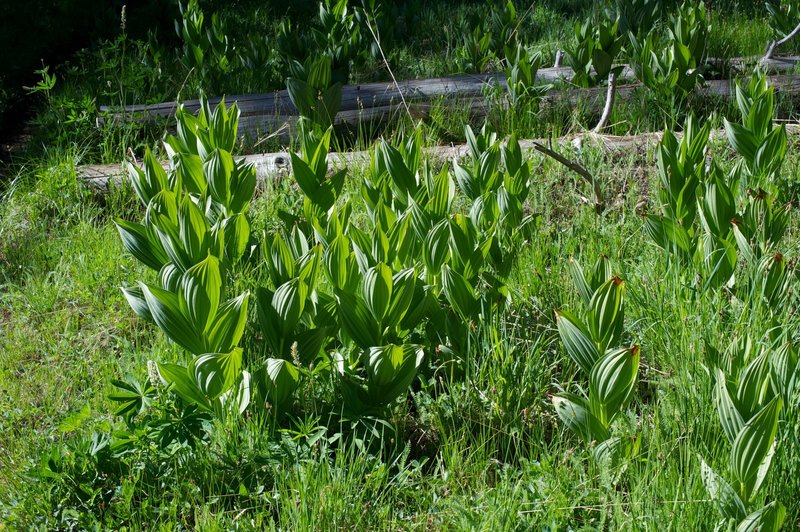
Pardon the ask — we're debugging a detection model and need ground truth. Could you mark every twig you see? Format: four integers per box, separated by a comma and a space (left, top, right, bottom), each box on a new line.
531, 141, 604, 213
592, 71, 617, 134
362, 10, 413, 121
763, 21, 800, 61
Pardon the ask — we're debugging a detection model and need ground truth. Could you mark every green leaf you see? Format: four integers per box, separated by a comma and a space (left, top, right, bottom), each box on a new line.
736, 502, 786, 532
259, 358, 299, 409
115, 219, 169, 271
207, 292, 250, 353
179, 254, 222, 334
441, 265, 477, 320
121, 285, 153, 322
365, 344, 425, 406
386, 268, 417, 329
588, 276, 625, 352
736, 352, 772, 419
222, 214, 250, 263
190, 348, 242, 401
699, 455, 747, 522
205, 149, 235, 205
157, 363, 212, 411
553, 391, 610, 444
336, 290, 380, 349
178, 195, 210, 264
714, 368, 745, 444
272, 278, 307, 335
589, 345, 640, 427
556, 309, 600, 376
108, 377, 154, 419
725, 120, 758, 164
173, 152, 206, 195
731, 396, 782, 501
364, 263, 393, 323
141, 282, 206, 355
568, 257, 593, 306
325, 234, 352, 291
424, 220, 451, 273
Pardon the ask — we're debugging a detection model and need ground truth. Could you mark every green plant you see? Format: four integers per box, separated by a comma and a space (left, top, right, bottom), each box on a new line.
502, 44, 551, 115
456, 26, 494, 74
565, 19, 625, 88
724, 73, 788, 196
766, 0, 800, 41
116, 97, 254, 421
175, 0, 231, 86
699, 335, 788, 531
553, 256, 640, 464
630, 1, 709, 111
287, 57, 344, 130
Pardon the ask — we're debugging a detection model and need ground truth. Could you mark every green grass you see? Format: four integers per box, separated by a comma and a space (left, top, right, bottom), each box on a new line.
2, 128, 800, 528
3, 1, 800, 529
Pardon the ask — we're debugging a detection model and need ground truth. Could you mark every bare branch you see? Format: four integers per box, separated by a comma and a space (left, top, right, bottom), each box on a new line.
763, 21, 800, 61
592, 71, 617, 134
531, 141, 604, 213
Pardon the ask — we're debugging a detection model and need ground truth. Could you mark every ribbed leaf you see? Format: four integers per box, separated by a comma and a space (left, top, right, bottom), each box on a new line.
260, 358, 299, 408
731, 396, 782, 501
364, 263, 393, 323
115, 219, 168, 271
699, 455, 747, 522
336, 290, 380, 349
179, 254, 222, 334
190, 348, 242, 401
556, 309, 600, 376
553, 392, 610, 444
386, 268, 417, 329
366, 344, 424, 406
157, 363, 211, 411
714, 368, 745, 444
589, 346, 640, 427
178, 195, 210, 264
141, 282, 206, 355
207, 292, 249, 353
441, 265, 477, 320
272, 279, 307, 335
736, 502, 786, 532
588, 276, 625, 351
121, 285, 152, 322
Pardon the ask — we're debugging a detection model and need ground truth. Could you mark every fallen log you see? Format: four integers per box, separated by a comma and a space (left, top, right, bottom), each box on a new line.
98, 54, 800, 124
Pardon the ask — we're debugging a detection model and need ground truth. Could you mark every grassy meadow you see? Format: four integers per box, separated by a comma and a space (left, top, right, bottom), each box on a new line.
1, 0, 800, 530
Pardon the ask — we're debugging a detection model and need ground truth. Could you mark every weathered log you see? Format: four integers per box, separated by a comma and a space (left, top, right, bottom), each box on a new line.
98, 55, 800, 124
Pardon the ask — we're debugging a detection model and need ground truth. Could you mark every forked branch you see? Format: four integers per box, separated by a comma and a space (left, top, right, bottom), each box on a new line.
763, 21, 800, 61
531, 141, 604, 213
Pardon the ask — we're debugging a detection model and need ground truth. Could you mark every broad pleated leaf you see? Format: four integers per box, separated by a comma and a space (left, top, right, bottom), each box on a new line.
556, 309, 600, 376
190, 348, 242, 401
731, 396, 782, 500
121, 285, 152, 322
179, 254, 222, 334
207, 292, 250, 353
714, 368, 745, 444
699, 455, 747, 522
736, 501, 786, 532
364, 263, 393, 322
141, 282, 206, 355
589, 345, 640, 426
157, 363, 211, 411
553, 392, 610, 444
441, 265, 477, 320
115, 219, 168, 271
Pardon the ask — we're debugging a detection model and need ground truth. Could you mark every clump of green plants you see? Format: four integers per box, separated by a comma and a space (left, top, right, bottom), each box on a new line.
564, 18, 625, 88
699, 334, 790, 531
553, 255, 640, 465
630, 0, 709, 113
